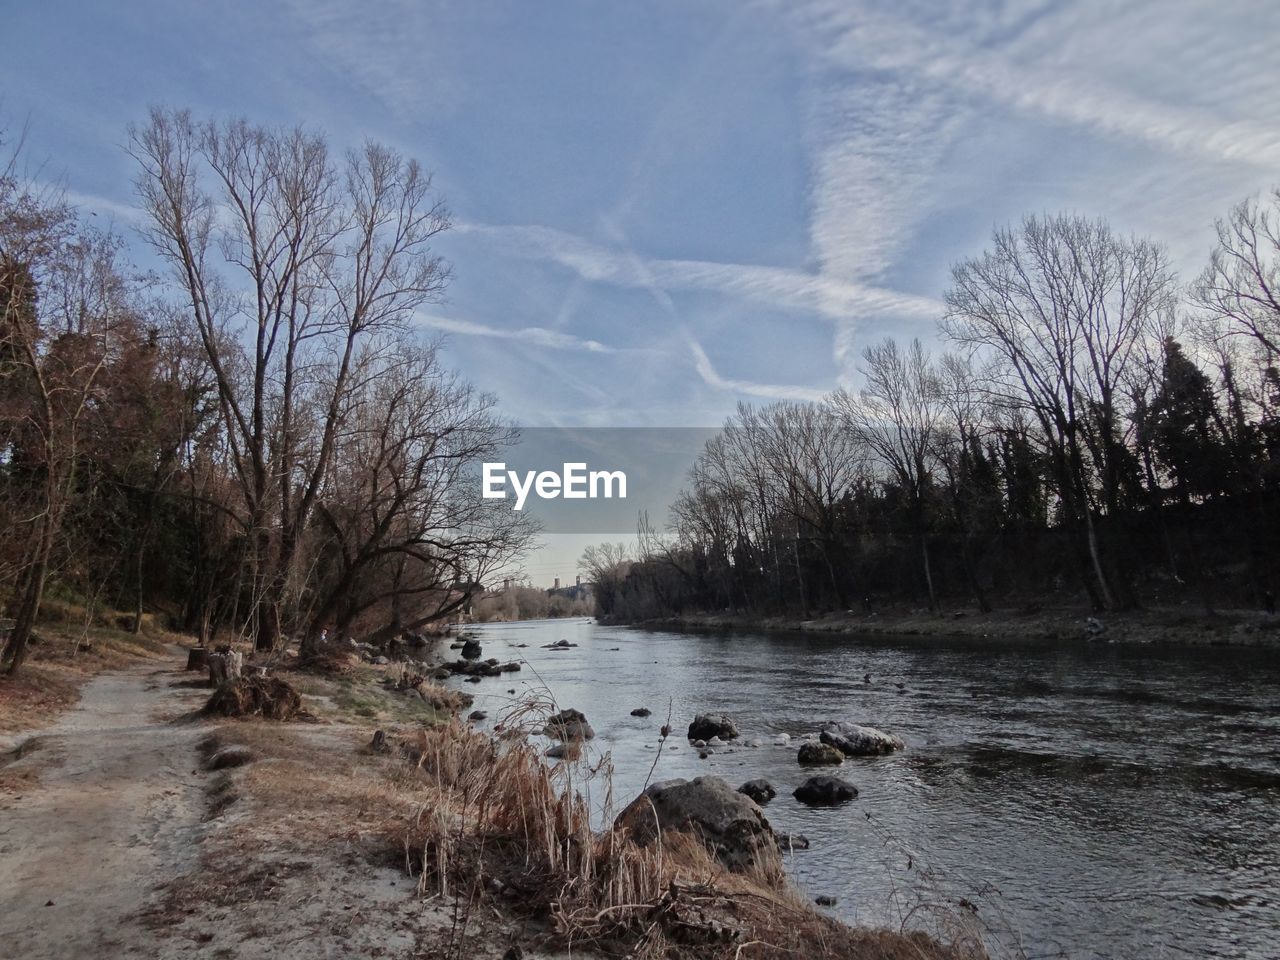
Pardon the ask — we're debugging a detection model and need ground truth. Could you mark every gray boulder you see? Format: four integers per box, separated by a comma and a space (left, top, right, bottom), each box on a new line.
798, 741, 844, 766
819, 722, 904, 757
687, 713, 739, 741
737, 779, 777, 804
615, 776, 782, 882
543, 708, 595, 741
793, 775, 858, 805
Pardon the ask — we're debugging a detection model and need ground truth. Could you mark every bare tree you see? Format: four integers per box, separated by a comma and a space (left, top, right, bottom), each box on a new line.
130, 109, 451, 650
302, 341, 536, 651
831, 338, 944, 611
933, 352, 996, 612
578, 542, 633, 617
943, 214, 1174, 610
1194, 189, 1280, 359
755, 403, 864, 611
1, 141, 139, 671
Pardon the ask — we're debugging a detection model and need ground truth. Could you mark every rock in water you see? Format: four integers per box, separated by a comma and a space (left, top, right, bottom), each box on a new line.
776, 831, 810, 851
687, 713, 739, 741
737, 779, 777, 804
543, 708, 595, 741
460, 638, 483, 660
793, 775, 858, 805
798, 742, 845, 766
630, 707, 652, 717
819, 722, 905, 757
615, 776, 783, 882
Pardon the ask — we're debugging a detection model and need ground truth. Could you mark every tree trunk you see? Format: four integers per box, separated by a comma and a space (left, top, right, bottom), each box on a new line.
3, 523, 54, 676
792, 538, 809, 618
959, 535, 991, 613
208, 649, 244, 686
132, 536, 146, 636
920, 533, 938, 613
1082, 507, 1114, 611
254, 598, 280, 652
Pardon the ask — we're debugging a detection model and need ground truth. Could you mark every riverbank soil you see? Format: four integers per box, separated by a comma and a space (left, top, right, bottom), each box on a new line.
0, 649, 582, 959
636, 603, 1280, 647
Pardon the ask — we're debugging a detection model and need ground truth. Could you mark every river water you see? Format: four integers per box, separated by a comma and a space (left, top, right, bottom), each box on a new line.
454, 618, 1280, 960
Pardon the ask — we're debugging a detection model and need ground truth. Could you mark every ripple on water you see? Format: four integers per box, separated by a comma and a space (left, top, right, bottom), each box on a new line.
464, 619, 1280, 960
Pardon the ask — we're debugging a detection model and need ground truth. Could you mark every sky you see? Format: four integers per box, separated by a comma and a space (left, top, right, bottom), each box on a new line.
5, 0, 1280, 584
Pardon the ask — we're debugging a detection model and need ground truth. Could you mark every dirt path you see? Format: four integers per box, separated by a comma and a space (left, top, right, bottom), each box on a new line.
0, 653, 208, 960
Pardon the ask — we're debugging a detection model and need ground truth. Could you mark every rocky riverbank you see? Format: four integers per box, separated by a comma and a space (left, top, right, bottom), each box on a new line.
624, 603, 1280, 648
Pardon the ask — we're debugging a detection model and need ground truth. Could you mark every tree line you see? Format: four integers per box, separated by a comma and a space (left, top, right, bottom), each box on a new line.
590, 207, 1280, 622
1, 111, 536, 675
473, 583, 594, 622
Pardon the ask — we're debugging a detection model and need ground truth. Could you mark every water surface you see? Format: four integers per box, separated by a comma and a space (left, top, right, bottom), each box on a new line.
454, 619, 1280, 960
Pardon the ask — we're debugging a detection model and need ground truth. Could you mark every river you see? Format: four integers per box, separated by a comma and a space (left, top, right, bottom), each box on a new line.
452, 618, 1280, 960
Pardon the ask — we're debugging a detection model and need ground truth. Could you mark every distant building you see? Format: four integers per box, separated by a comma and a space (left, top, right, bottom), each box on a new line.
546, 576, 593, 604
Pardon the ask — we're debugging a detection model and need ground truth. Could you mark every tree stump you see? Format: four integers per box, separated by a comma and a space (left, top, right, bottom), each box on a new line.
186, 647, 210, 672
207, 649, 244, 687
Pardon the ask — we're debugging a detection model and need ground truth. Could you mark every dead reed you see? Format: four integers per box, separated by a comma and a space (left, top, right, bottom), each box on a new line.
390, 714, 987, 960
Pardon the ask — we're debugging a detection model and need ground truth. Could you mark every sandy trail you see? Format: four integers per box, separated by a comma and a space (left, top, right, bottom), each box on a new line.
0, 654, 585, 960
0, 654, 207, 960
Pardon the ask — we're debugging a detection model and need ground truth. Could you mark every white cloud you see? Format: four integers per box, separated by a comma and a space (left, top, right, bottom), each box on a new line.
802, 74, 968, 283
456, 221, 942, 324
687, 338, 828, 404
416, 313, 617, 354
785, 0, 1280, 170
284, 0, 464, 120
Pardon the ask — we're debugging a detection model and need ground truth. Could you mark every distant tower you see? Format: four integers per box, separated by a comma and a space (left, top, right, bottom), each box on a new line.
576, 574, 581, 587
553, 577, 561, 590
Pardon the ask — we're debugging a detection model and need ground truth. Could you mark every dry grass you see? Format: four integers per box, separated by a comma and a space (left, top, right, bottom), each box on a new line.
285, 664, 462, 726
388, 716, 984, 960
0, 620, 175, 736
389, 662, 474, 710
145, 684, 1002, 960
